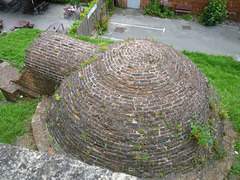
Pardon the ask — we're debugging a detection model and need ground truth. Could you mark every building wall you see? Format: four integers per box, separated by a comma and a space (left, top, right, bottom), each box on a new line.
117, 0, 240, 21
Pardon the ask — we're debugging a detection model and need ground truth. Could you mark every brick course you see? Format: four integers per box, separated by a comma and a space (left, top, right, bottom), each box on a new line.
18, 31, 103, 96
47, 39, 224, 178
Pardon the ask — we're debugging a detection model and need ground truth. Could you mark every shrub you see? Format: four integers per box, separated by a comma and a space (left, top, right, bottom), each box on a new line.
144, 0, 177, 19
80, 0, 98, 20
69, 19, 81, 35
200, 0, 228, 26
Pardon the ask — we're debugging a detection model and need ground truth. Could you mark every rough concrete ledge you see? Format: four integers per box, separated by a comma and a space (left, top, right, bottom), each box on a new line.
0, 143, 138, 180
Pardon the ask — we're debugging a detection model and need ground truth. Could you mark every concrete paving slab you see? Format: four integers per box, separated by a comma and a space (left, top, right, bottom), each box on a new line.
101, 8, 240, 60
0, 3, 76, 33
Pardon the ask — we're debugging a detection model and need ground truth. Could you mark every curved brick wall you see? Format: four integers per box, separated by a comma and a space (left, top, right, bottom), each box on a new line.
17, 32, 103, 96
47, 39, 223, 178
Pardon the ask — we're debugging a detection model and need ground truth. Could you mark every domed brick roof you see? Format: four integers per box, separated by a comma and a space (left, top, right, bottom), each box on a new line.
47, 39, 223, 178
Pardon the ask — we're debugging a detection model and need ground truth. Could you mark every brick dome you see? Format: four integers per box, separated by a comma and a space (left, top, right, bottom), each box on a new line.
47, 39, 223, 178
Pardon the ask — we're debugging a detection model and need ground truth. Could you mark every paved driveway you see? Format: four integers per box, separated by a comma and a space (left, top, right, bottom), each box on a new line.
101, 8, 240, 60
0, 3, 75, 33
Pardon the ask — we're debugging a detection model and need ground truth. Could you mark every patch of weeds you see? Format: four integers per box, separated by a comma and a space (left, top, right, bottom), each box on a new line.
151, 113, 156, 117
190, 120, 213, 147
157, 173, 164, 178
68, 19, 81, 35
138, 128, 145, 134
86, 150, 91, 156
144, 0, 177, 19
48, 135, 55, 144
67, 137, 72, 145
134, 141, 145, 150
192, 154, 205, 165
68, 82, 72, 87
156, 113, 165, 118
79, 57, 98, 69
100, 45, 108, 51
97, 16, 109, 35
165, 121, 171, 126
51, 122, 55, 127
215, 145, 227, 161
174, 124, 182, 132
181, 14, 192, 21
55, 93, 62, 101
80, 132, 90, 142
0, 91, 5, 101
151, 34, 159, 42
55, 145, 61, 151
173, 133, 179, 139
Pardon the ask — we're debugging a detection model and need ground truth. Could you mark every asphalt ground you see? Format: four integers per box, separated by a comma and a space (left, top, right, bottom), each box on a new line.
0, 3, 76, 33
0, 5, 239, 60
100, 8, 240, 61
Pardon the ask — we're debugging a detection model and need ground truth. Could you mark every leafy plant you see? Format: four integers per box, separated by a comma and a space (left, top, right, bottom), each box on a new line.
79, 57, 98, 69
181, 14, 192, 21
157, 173, 163, 178
69, 19, 81, 35
97, 16, 109, 35
144, 0, 177, 19
138, 128, 145, 134
48, 135, 55, 144
55, 93, 62, 101
107, 0, 114, 10
80, 132, 90, 141
0, 91, 5, 101
55, 145, 61, 151
190, 120, 213, 147
70, 0, 80, 5
86, 150, 91, 156
200, 0, 228, 26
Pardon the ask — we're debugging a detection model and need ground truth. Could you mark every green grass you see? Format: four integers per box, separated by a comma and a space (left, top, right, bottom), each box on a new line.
0, 28, 42, 69
0, 91, 5, 101
0, 94, 39, 144
182, 51, 240, 178
67, 34, 114, 46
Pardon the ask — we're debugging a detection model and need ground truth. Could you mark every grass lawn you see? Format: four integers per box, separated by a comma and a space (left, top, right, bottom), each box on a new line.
0, 96, 39, 144
0, 28, 239, 177
0, 29, 43, 69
